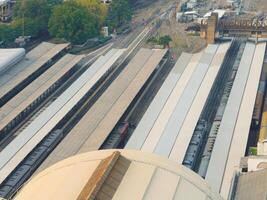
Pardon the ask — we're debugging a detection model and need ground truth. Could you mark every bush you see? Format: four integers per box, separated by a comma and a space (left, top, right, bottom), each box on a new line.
147, 35, 172, 48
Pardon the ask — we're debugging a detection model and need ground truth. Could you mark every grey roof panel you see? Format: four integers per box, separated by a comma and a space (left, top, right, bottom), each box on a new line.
126, 52, 192, 150
0, 43, 69, 100
140, 51, 204, 153
153, 44, 219, 157
205, 42, 256, 194
0, 54, 84, 132
0, 49, 123, 183
35, 49, 157, 171
169, 42, 231, 163
220, 42, 266, 198
77, 49, 168, 152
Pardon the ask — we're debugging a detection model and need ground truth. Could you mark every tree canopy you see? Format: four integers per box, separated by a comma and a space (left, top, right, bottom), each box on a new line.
76, 0, 107, 27
13, 0, 62, 36
48, 1, 99, 44
147, 35, 172, 48
0, 0, 54, 44
0, 0, 133, 45
106, 0, 132, 30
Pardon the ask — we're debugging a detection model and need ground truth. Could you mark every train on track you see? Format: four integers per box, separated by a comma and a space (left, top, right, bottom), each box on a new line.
0, 49, 124, 199
0, 130, 63, 198
252, 67, 267, 127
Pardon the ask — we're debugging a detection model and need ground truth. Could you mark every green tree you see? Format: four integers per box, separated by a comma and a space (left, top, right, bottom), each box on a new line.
0, 24, 18, 43
76, 0, 108, 27
159, 35, 172, 47
106, 0, 132, 30
0, 0, 62, 45
12, 0, 59, 37
14, 0, 50, 31
14, 0, 62, 18
48, 1, 99, 44
147, 35, 172, 48
11, 18, 44, 37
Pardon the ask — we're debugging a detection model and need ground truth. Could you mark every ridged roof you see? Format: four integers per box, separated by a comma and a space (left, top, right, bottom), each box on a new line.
14, 150, 223, 200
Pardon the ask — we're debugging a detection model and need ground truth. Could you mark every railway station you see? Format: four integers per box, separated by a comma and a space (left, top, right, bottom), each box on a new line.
0, 48, 124, 187
0, 54, 84, 142
0, 42, 70, 107
126, 39, 267, 199
205, 42, 267, 197
36, 48, 169, 172
0, 36, 266, 200
126, 42, 230, 162
0, 37, 266, 199
0, 10, 267, 200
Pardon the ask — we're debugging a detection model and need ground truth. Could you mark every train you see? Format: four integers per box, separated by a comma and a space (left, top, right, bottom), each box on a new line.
0, 49, 124, 198
257, 94, 267, 155
196, 50, 242, 177
101, 121, 129, 149
253, 64, 267, 155
197, 121, 220, 177
0, 130, 63, 199
252, 65, 267, 127
183, 119, 207, 169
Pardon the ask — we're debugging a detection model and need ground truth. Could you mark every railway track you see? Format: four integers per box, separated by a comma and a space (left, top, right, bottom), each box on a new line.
0, 24, 155, 199
0, 47, 110, 151
0, 5, 171, 196
191, 38, 246, 175
0, 49, 125, 198
58, 28, 152, 133
101, 54, 174, 149
0, 26, 147, 152
191, 39, 242, 170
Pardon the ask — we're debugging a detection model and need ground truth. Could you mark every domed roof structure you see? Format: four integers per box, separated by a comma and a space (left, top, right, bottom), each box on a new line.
14, 150, 223, 200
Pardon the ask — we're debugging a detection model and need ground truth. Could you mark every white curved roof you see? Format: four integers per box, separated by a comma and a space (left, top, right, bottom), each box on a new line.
0, 0, 10, 6
0, 48, 25, 74
14, 150, 223, 200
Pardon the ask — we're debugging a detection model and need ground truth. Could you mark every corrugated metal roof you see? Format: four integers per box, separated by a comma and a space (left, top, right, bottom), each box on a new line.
0, 54, 84, 132
126, 52, 193, 150
0, 42, 69, 100
78, 49, 168, 153
153, 44, 219, 156
36, 49, 166, 172
126, 42, 232, 169
0, 49, 123, 184
169, 42, 231, 163
220, 42, 266, 198
139, 51, 205, 153
205, 42, 256, 195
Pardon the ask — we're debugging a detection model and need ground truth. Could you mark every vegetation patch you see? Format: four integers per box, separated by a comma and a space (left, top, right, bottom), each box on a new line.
0, 0, 132, 45
147, 35, 172, 48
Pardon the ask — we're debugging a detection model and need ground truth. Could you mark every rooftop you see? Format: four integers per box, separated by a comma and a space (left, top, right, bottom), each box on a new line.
14, 150, 223, 200
0, 48, 25, 74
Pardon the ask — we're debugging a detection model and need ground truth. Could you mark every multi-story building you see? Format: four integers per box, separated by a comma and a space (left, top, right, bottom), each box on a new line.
0, 0, 13, 22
